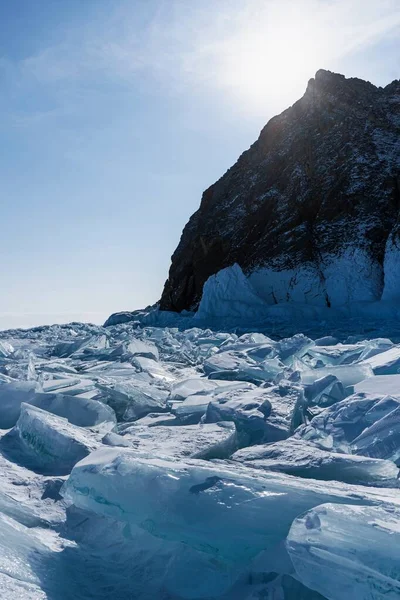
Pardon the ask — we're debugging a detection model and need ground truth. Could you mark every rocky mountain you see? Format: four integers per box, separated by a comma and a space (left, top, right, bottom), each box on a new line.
160, 70, 400, 313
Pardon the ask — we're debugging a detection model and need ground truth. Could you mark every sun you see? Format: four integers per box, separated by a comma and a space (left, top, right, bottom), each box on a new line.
213, 3, 331, 115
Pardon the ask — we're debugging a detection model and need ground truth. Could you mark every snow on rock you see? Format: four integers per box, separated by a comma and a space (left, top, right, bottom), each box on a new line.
287, 503, 400, 600
161, 72, 400, 316
232, 438, 398, 486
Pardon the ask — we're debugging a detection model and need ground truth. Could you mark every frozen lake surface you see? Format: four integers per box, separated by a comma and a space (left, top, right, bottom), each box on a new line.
0, 308, 399, 599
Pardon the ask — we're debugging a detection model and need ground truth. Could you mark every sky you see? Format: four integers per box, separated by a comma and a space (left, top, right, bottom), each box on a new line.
0, 0, 399, 330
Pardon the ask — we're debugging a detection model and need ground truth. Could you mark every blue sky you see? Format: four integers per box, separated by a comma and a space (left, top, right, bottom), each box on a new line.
0, 0, 399, 329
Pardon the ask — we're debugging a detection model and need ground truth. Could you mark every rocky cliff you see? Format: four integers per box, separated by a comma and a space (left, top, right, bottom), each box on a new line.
160, 70, 400, 313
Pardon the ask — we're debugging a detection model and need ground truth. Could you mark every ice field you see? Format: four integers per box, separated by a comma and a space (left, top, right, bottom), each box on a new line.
0, 307, 399, 599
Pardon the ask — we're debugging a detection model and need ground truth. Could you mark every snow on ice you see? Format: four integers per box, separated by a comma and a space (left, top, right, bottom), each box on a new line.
0, 309, 400, 598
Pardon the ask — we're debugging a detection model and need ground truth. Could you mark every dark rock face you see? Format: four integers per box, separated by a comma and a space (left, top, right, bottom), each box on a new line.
160, 70, 400, 312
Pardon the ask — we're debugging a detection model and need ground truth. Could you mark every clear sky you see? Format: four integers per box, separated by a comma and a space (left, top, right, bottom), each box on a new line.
1, 0, 399, 330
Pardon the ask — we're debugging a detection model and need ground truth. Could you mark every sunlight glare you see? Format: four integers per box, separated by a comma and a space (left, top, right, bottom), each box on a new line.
214, 2, 332, 114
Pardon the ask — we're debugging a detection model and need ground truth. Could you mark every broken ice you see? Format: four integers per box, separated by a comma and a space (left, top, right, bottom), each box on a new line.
0, 316, 399, 598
